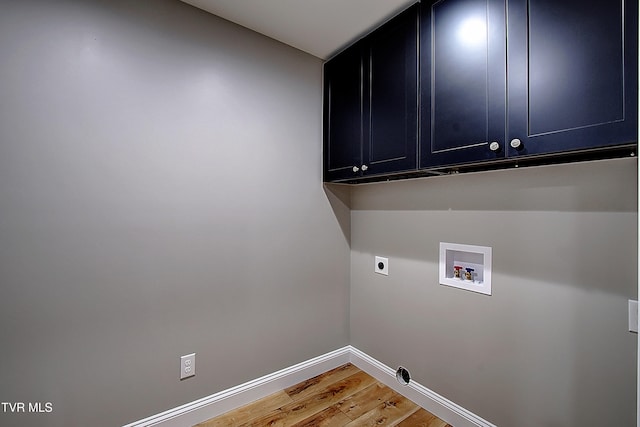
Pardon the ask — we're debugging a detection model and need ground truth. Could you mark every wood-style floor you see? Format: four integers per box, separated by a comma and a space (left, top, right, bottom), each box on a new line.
196, 363, 452, 427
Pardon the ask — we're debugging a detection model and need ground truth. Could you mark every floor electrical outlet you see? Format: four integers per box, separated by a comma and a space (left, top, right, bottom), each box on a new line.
180, 353, 196, 380
375, 256, 389, 275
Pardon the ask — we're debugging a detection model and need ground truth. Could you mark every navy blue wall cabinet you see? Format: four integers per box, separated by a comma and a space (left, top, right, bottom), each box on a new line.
420, 0, 637, 170
506, 0, 637, 159
323, 4, 419, 182
323, 41, 364, 182
420, 0, 507, 168
324, 0, 637, 182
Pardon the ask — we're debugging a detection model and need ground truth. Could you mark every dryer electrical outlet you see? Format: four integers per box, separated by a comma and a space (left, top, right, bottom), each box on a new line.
375, 256, 389, 275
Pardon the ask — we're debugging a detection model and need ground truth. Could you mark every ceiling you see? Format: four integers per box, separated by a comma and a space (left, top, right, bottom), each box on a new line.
179, 0, 417, 59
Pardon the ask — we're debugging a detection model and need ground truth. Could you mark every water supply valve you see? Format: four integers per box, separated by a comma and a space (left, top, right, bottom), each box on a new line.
464, 267, 475, 281
453, 265, 463, 279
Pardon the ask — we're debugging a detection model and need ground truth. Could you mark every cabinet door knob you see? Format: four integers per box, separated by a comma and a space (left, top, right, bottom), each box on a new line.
361, 165, 369, 171
489, 141, 501, 152
510, 138, 523, 150
352, 166, 360, 173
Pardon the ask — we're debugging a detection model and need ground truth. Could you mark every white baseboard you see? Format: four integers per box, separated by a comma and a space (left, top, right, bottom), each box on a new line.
123, 346, 496, 427
348, 346, 497, 427
122, 346, 351, 427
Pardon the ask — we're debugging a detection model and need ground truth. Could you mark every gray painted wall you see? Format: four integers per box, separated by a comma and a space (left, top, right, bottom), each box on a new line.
350, 158, 638, 426
0, 1, 349, 426
0, 1, 637, 426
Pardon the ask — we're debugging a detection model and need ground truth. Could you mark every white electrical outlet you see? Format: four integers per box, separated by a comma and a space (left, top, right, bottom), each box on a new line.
180, 353, 196, 380
629, 300, 638, 333
375, 256, 389, 275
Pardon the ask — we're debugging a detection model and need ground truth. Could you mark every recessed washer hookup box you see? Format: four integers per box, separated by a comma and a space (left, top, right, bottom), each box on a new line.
439, 242, 492, 296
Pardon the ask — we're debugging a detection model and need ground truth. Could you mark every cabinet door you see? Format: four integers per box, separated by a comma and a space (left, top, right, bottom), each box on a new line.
420, 0, 506, 168
507, 0, 638, 158
364, 4, 419, 176
323, 43, 364, 182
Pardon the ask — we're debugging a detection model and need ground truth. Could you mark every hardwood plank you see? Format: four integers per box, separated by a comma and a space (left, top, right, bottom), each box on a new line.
240, 371, 377, 427
195, 390, 293, 427
343, 392, 420, 427
289, 405, 352, 427
335, 382, 397, 420
196, 364, 453, 427
284, 363, 359, 402
396, 408, 452, 427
